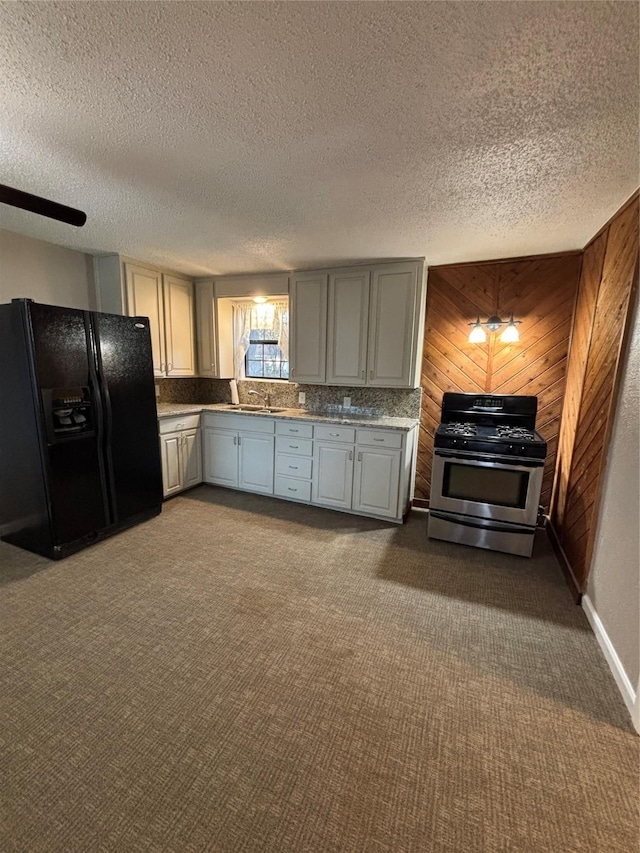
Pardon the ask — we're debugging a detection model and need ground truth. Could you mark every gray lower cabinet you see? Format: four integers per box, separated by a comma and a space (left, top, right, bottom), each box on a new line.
159, 415, 202, 498
201, 412, 416, 522
203, 428, 239, 487
352, 446, 401, 519
203, 414, 275, 494
311, 442, 354, 509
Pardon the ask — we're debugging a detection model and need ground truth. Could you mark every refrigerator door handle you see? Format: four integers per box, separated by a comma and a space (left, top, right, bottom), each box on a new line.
84, 313, 114, 528
88, 314, 119, 525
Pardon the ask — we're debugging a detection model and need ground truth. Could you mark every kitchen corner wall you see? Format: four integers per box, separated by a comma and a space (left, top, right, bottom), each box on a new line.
0, 229, 96, 310
551, 193, 639, 591
416, 253, 583, 507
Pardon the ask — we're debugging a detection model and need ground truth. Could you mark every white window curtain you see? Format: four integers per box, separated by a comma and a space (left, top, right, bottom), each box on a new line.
232, 299, 289, 380
232, 303, 252, 380
272, 300, 289, 362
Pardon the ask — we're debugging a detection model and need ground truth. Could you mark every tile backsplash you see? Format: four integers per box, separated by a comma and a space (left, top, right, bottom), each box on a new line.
157, 378, 421, 419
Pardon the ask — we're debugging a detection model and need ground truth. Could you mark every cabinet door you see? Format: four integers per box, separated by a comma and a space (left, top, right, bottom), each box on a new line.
312, 442, 354, 509
327, 269, 370, 385
353, 447, 401, 519
203, 428, 238, 487
160, 432, 183, 497
238, 433, 275, 494
163, 275, 196, 376
181, 429, 203, 489
125, 264, 165, 376
290, 272, 328, 384
195, 279, 217, 377
367, 262, 420, 387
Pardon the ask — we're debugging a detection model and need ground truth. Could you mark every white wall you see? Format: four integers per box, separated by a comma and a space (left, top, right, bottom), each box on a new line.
585, 292, 640, 731
0, 229, 96, 310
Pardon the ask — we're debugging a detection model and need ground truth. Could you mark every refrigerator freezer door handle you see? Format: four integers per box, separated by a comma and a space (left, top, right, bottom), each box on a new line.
84, 313, 114, 527
89, 314, 120, 524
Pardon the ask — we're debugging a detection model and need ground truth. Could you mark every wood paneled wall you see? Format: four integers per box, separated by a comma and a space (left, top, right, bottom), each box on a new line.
551, 194, 639, 591
416, 254, 583, 506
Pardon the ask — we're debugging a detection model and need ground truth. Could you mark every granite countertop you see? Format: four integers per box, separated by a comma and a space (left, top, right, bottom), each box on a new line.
156, 403, 418, 432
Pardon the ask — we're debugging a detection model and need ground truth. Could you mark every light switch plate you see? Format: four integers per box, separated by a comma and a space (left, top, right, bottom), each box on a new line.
343, 396, 351, 409
298, 391, 306, 404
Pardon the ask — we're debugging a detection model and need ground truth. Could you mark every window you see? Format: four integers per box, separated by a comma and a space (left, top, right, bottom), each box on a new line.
246, 327, 289, 379
242, 301, 289, 380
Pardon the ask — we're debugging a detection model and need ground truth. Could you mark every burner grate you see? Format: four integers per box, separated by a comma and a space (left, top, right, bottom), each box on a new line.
444, 422, 477, 436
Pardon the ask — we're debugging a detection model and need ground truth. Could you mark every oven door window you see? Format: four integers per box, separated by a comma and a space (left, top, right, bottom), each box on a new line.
442, 462, 529, 509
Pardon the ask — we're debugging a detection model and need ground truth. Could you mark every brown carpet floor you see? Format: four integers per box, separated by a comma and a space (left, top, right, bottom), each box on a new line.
0, 486, 637, 853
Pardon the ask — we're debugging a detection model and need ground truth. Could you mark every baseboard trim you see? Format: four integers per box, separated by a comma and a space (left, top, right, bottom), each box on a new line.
412, 498, 429, 509
581, 594, 639, 734
545, 518, 582, 603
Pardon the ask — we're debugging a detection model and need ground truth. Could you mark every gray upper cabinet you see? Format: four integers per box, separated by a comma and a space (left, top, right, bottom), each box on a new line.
289, 272, 328, 384
367, 262, 422, 387
289, 260, 425, 389
195, 278, 217, 378
95, 256, 196, 378
326, 269, 370, 386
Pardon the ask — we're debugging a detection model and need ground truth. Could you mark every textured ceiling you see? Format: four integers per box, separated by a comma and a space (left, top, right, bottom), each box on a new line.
0, 1, 638, 276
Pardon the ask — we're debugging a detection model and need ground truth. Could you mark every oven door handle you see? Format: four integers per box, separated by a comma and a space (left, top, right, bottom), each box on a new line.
433, 450, 545, 468
429, 511, 534, 535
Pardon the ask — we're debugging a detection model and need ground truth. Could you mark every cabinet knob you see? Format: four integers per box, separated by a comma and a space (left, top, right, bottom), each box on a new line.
361, 370, 365, 379
370, 370, 374, 379
233, 435, 237, 445
357, 451, 362, 462
348, 450, 353, 460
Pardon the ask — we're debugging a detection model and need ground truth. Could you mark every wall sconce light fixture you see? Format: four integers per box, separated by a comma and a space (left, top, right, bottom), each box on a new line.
468, 314, 521, 344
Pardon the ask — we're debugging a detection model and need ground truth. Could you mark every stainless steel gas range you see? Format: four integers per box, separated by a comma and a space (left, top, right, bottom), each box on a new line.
427, 393, 547, 557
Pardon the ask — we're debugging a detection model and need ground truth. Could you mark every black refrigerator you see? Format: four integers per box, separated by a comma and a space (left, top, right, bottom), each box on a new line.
0, 299, 163, 559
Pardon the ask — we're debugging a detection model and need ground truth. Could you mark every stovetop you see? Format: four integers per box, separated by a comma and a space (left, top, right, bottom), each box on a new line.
434, 394, 547, 459
442, 422, 538, 441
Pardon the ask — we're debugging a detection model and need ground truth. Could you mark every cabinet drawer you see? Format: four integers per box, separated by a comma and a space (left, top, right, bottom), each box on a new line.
159, 414, 201, 434
276, 454, 313, 480
275, 420, 314, 439
275, 475, 312, 502
276, 436, 313, 457
314, 424, 356, 443
357, 429, 403, 449
202, 413, 275, 433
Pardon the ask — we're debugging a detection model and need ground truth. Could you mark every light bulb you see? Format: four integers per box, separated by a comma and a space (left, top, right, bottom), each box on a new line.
253, 295, 268, 304
500, 321, 520, 343
468, 321, 487, 343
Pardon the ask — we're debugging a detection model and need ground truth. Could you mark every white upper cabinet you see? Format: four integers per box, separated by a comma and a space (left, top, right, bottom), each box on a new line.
327, 269, 370, 386
163, 275, 196, 377
195, 279, 217, 378
288, 260, 425, 389
98, 259, 196, 378
125, 264, 166, 376
367, 262, 422, 388
289, 272, 328, 384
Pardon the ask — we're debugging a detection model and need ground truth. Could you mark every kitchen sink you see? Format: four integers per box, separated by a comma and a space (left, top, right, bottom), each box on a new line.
224, 404, 287, 414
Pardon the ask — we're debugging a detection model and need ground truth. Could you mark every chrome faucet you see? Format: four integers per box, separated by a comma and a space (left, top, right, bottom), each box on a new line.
248, 389, 271, 408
